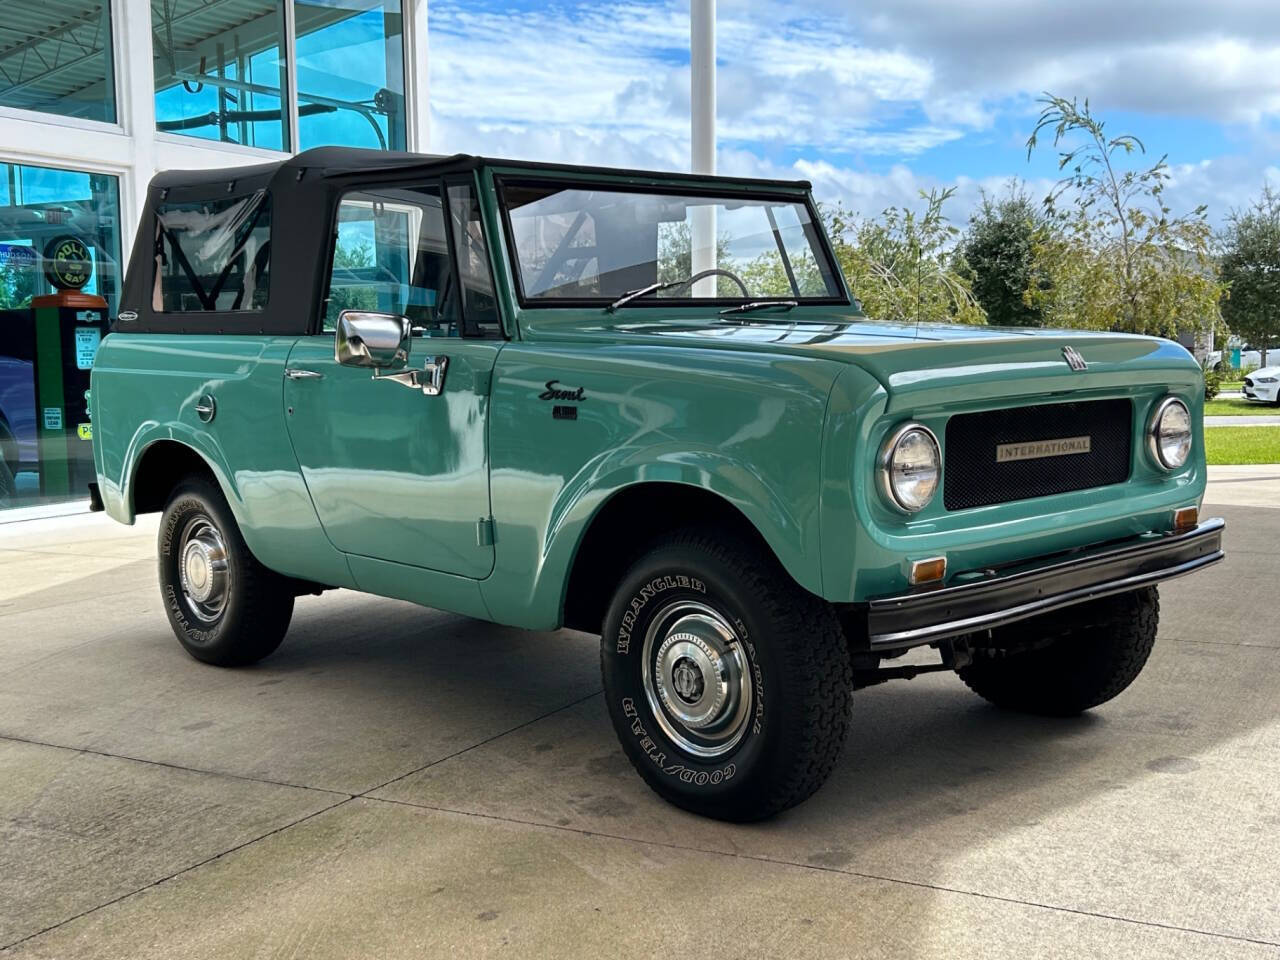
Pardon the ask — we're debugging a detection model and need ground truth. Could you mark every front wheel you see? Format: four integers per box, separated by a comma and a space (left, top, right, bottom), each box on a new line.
601, 531, 853, 821
958, 587, 1159, 715
158, 477, 294, 666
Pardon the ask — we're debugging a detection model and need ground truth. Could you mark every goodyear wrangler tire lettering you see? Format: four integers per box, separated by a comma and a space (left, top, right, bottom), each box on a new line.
601, 531, 852, 822
620, 696, 736, 783
616, 574, 704, 654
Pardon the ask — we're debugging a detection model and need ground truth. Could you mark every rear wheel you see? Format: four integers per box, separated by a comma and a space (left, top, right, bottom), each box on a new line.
600, 530, 853, 821
158, 477, 293, 666
958, 587, 1159, 715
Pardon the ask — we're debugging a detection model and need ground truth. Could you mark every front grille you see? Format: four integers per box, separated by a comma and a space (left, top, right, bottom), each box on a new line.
1245, 377, 1255, 388
943, 398, 1132, 511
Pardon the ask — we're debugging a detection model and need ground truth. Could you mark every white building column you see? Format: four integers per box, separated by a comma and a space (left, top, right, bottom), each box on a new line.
690, 0, 716, 296
117, 0, 158, 247
405, 0, 430, 152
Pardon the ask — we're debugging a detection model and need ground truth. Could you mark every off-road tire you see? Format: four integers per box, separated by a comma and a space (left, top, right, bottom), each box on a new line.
600, 530, 853, 821
158, 476, 293, 666
958, 586, 1159, 716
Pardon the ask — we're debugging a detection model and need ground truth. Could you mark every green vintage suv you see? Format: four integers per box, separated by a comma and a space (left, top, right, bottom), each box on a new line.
92, 147, 1224, 821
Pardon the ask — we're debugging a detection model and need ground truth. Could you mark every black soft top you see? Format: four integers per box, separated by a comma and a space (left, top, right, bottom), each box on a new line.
119, 147, 813, 336
147, 146, 813, 193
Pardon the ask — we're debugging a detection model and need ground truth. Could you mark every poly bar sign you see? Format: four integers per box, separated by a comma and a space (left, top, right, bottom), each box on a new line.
74, 326, 101, 370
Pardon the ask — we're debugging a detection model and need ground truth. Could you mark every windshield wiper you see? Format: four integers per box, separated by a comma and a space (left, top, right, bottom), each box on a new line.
606, 280, 684, 312
719, 300, 799, 316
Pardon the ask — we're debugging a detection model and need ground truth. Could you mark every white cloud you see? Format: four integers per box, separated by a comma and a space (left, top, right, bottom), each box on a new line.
428, 0, 964, 158
801, 0, 1280, 124
427, 0, 1280, 227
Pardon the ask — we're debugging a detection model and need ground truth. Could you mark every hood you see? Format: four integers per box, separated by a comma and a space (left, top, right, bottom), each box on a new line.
600, 314, 1202, 410
1248, 367, 1280, 379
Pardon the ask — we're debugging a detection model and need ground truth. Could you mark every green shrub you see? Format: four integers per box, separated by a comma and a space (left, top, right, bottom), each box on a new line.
1204, 367, 1223, 401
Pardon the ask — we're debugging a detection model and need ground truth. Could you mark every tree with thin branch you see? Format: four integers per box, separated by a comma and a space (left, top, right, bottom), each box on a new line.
1024, 94, 1222, 338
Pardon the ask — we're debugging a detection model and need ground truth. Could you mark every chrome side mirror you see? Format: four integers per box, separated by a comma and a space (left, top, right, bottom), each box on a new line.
335, 310, 411, 369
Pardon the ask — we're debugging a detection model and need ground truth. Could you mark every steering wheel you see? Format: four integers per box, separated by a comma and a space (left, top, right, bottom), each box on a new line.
668, 268, 751, 298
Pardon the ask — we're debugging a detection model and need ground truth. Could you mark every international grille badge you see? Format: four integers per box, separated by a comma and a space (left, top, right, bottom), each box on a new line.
1062, 345, 1087, 371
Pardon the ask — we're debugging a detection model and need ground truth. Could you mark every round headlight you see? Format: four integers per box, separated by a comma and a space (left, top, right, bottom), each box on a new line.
879, 423, 941, 513
1149, 397, 1192, 470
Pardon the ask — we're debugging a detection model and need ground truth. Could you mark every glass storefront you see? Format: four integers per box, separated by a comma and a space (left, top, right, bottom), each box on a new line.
0, 1, 117, 123
152, 0, 290, 150
295, 0, 406, 151
151, 0, 406, 153
0, 163, 120, 511
1, 1, 416, 519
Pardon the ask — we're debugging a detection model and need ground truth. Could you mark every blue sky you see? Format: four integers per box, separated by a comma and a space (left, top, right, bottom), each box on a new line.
427, 0, 1280, 228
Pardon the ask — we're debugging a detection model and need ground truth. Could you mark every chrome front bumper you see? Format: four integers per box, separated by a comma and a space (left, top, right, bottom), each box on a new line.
864, 518, 1225, 650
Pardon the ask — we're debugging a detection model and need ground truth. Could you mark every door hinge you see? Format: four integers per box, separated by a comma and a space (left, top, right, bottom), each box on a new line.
476, 517, 496, 547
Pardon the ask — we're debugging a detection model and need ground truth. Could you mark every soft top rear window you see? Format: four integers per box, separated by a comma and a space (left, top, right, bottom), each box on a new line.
152, 190, 271, 313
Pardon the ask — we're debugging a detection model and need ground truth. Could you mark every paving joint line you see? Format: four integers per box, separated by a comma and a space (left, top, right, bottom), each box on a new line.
0, 733, 352, 798
0, 635, 135, 680
368, 795, 1280, 951
0, 797, 354, 953
0, 688, 605, 951
0, 547, 152, 562
0, 585, 155, 618
1169, 636, 1279, 650
356, 688, 603, 797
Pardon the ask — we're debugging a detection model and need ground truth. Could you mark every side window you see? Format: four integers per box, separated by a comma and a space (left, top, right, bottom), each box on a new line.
446, 182, 503, 337
322, 185, 460, 335
152, 191, 271, 312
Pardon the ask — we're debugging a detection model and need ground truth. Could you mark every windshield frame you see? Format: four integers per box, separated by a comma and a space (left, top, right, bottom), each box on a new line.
493, 175, 850, 310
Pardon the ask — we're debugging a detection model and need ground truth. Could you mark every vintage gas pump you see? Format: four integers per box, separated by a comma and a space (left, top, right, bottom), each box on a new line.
30, 235, 110, 498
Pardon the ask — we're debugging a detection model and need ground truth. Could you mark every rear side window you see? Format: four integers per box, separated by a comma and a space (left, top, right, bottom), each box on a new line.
152, 191, 271, 312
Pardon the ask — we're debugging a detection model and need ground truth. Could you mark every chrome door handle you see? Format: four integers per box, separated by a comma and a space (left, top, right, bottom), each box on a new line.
372, 355, 449, 396
420, 355, 448, 396
284, 368, 324, 380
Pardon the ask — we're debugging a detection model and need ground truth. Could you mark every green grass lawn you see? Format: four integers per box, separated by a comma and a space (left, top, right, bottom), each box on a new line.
1204, 396, 1280, 416
1205, 426, 1280, 464
1221, 380, 1244, 392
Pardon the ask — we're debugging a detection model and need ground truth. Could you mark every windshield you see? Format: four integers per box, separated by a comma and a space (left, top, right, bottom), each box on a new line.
500, 180, 844, 305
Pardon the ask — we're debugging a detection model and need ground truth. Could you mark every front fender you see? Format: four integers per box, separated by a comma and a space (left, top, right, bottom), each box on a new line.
481, 343, 853, 629
482, 454, 821, 630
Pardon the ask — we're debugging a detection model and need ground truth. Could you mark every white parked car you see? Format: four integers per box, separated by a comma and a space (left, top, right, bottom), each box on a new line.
1243, 368, 1280, 404
1207, 348, 1265, 371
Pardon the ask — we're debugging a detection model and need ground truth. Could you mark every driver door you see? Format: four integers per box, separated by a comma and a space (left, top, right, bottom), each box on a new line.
283, 179, 503, 579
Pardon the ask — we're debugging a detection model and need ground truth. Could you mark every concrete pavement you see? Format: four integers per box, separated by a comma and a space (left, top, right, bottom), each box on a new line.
1, 477, 1278, 959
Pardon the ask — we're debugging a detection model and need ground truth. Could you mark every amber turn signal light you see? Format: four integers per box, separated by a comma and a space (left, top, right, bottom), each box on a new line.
1173, 506, 1198, 533
909, 556, 947, 586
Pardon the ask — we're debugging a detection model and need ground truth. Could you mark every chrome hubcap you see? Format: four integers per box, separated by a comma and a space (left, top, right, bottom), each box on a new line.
178, 516, 229, 621
642, 600, 752, 759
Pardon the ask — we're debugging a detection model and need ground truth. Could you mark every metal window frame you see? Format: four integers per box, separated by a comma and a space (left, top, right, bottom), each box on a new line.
0, 0, 125, 129
493, 174, 851, 311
